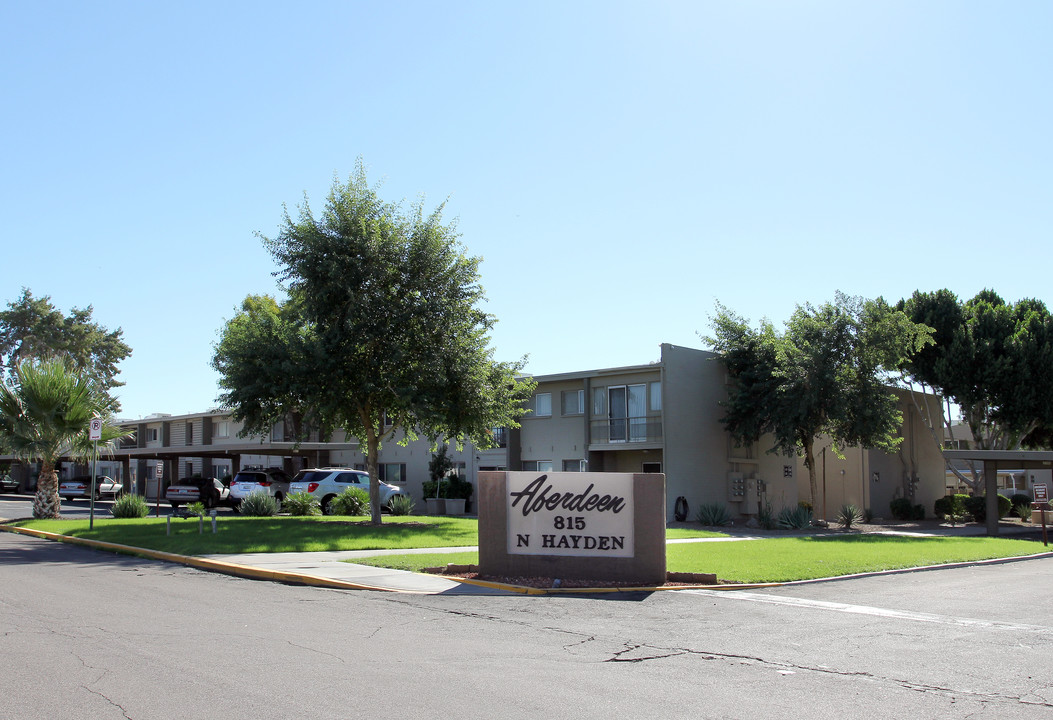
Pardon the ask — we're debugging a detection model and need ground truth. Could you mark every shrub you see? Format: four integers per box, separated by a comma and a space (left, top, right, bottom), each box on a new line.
695, 502, 733, 527
964, 495, 1013, 523
1009, 494, 1032, 517
110, 493, 149, 519
240, 490, 279, 517
836, 503, 862, 529
912, 504, 925, 520
284, 491, 321, 516
186, 501, 207, 517
889, 497, 913, 521
387, 494, 415, 516
1015, 503, 1033, 522
939, 495, 969, 526
330, 487, 370, 516
777, 505, 812, 529
443, 474, 473, 501
862, 507, 875, 523
934, 494, 971, 518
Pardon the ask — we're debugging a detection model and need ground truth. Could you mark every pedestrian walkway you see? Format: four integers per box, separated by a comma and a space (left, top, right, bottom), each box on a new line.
200, 546, 511, 595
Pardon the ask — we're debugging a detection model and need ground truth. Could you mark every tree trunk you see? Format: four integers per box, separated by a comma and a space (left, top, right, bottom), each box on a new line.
364, 423, 383, 526
803, 440, 818, 511
33, 462, 60, 519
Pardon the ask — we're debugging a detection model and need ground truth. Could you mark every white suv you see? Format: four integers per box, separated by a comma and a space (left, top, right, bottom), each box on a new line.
288, 468, 404, 515
229, 467, 291, 511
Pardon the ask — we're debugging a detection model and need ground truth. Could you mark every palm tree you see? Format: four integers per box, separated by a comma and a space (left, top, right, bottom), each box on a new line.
0, 358, 130, 519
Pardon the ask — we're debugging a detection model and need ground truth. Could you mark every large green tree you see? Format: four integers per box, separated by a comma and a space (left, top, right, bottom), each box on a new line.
0, 288, 132, 410
707, 293, 933, 509
0, 358, 130, 518
213, 163, 536, 523
898, 289, 1053, 489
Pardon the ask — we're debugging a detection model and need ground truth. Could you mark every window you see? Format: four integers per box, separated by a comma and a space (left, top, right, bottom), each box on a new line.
561, 390, 584, 416
642, 462, 662, 474
521, 460, 553, 472
650, 381, 662, 411
592, 387, 607, 416
146, 428, 158, 442
532, 393, 552, 417
215, 421, 230, 438
608, 384, 647, 442
562, 459, 585, 472
378, 463, 406, 484
490, 427, 508, 448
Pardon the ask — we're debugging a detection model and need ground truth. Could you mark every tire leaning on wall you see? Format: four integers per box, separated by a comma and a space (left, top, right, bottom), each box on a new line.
674, 496, 689, 522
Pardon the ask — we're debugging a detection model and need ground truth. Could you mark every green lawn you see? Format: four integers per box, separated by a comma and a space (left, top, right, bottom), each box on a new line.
352, 535, 1048, 583
12, 515, 481, 556
10, 517, 1045, 585
9, 516, 725, 556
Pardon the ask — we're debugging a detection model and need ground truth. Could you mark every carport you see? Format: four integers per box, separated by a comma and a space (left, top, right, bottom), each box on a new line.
943, 449, 1053, 535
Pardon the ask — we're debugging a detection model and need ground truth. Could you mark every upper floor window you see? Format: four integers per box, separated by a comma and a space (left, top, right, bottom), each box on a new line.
650, 382, 662, 411
561, 390, 584, 416
215, 421, 230, 438
531, 393, 552, 418
146, 428, 159, 442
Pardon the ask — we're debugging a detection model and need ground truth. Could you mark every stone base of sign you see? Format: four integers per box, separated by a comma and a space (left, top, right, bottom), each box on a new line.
478, 472, 666, 585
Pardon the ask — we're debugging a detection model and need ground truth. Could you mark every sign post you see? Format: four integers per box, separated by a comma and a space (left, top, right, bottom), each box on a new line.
1034, 484, 1049, 547
88, 418, 102, 529
155, 462, 164, 517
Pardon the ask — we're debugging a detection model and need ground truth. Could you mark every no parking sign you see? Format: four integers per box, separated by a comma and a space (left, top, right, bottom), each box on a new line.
89, 417, 102, 441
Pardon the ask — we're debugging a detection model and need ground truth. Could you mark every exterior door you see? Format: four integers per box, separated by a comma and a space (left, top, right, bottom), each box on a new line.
608, 386, 627, 442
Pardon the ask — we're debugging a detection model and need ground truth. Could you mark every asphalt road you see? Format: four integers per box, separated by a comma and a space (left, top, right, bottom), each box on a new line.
1, 528, 1051, 719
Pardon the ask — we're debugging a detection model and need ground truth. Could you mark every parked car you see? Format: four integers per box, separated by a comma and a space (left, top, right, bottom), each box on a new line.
165, 477, 230, 509
288, 467, 405, 514
228, 467, 291, 511
0, 474, 20, 493
59, 476, 123, 501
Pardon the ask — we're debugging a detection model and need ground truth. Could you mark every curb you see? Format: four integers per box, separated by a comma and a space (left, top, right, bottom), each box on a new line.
0, 524, 414, 594
3, 522, 1050, 596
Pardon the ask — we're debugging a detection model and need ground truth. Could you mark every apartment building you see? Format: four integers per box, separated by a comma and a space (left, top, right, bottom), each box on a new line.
4, 344, 946, 520
515, 343, 946, 523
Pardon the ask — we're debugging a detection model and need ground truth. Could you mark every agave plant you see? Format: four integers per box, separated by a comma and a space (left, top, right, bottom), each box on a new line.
836, 503, 863, 529
695, 502, 734, 527
239, 490, 279, 516
777, 505, 812, 529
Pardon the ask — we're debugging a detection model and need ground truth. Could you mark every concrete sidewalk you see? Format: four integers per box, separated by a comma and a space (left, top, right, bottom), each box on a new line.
200, 546, 518, 595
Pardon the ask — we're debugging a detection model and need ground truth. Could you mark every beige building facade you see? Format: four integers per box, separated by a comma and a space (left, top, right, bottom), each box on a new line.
4, 344, 946, 521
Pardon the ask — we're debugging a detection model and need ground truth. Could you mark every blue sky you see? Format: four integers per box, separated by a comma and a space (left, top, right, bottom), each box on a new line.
3, 1, 1051, 420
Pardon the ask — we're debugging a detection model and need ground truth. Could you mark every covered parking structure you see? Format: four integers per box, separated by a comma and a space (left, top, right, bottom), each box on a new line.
943, 449, 1053, 535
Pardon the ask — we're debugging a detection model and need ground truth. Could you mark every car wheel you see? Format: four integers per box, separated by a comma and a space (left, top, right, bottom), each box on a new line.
321, 495, 335, 515
274, 494, 283, 512
169, 502, 180, 509
230, 501, 241, 514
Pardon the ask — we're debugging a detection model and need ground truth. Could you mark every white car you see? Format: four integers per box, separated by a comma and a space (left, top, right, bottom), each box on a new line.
228, 467, 291, 511
288, 467, 404, 515
59, 476, 123, 501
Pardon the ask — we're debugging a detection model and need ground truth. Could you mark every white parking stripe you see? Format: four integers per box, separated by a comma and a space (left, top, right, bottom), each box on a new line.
684, 590, 1053, 633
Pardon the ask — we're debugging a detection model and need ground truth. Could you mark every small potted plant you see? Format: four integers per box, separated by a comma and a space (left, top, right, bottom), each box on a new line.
443, 474, 473, 516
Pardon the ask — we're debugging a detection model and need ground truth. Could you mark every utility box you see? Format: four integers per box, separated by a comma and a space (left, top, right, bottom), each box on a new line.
727, 472, 745, 502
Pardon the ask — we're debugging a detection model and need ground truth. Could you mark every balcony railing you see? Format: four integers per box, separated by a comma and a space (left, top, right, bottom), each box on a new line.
589, 418, 663, 445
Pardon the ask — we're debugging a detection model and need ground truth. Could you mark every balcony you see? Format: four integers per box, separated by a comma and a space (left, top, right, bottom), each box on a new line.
589, 418, 663, 446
